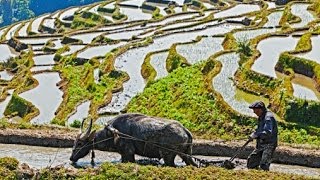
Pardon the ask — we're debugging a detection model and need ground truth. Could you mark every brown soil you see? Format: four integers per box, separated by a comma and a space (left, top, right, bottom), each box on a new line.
0, 127, 319, 168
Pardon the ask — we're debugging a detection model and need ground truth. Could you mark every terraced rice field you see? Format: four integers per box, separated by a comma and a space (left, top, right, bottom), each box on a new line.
0, 0, 319, 126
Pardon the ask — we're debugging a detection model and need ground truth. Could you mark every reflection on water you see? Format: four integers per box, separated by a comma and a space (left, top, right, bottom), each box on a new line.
71, 32, 104, 44
0, 143, 319, 177
31, 15, 50, 34
77, 43, 124, 59
59, 7, 79, 23
30, 66, 53, 72
290, 4, 314, 28
277, 72, 320, 101
264, 11, 283, 27
67, 101, 91, 125
120, 7, 152, 21
213, 53, 268, 116
0, 90, 14, 118
150, 52, 169, 80
0, 70, 14, 81
214, 4, 260, 19
5, 23, 21, 40
253, 36, 298, 78
296, 36, 320, 64
18, 22, 30, 37
234, 28, 275, 41
33, 54, 55, 65
99, 25, 236, 114
19, 73, 63, 124
0, 44, 18, 61
176, 37, 224, 64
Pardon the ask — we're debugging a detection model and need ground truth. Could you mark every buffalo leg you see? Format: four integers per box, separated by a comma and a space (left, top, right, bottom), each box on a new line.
163, 153, 176, 167
121, 153, 135, 163
119, 141, 135, 163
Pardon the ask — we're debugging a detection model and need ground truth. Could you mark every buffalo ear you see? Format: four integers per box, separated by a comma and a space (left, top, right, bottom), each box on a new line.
89, 130, 96, 141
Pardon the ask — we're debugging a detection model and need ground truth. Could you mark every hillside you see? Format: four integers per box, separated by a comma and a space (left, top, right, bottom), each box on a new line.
0, 0, 101, 27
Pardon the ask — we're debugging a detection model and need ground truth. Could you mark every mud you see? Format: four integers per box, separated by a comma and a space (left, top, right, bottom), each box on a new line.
0, 127, 319, 168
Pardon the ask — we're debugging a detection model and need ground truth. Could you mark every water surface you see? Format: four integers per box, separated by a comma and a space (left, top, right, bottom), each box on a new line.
67, 101, 91, 125
176, 37, 224, 64
296, 36, 320, 64
19, 73, 63, 124
150, 51, 169, 80
252, 36, 298, 78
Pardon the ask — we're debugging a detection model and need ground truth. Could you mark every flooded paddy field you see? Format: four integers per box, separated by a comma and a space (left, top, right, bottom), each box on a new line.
0, 143, 319, 178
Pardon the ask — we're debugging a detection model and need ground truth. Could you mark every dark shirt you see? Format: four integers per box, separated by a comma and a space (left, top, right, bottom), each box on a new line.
254, 110, 278, 147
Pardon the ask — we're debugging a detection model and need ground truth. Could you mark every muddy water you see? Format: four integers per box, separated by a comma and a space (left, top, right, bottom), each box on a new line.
98, 24, 237, 114
214, 4, 260, 19
297, 36, 320, 64
212, 53, 268, 116
67, 101, 91, 125
0, 90, 14, 118
19, 73, 63, 124
277, 72, 320, 101
252, 36, 299, 78
0, 144, 319, 178
150, 52, 169, 80
291, 4, 314, 28
176, 37, 224, 64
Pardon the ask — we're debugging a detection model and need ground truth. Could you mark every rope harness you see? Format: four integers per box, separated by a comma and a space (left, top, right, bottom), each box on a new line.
73, 128, 248, 168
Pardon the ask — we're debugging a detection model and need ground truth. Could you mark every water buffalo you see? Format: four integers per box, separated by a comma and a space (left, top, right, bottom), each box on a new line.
70, 113, 198, 167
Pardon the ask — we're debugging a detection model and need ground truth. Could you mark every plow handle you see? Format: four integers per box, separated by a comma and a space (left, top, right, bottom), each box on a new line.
229, 138, 251, 162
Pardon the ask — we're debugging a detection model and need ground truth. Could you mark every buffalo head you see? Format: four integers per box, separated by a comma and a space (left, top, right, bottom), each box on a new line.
70, 117, 96, 163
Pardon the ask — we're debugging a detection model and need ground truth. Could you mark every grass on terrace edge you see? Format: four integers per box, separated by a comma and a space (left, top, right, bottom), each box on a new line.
126, 64, 320, 146
0, 157, 311, 180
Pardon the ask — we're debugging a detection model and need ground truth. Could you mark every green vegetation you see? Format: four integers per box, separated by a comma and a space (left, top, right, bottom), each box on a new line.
0, 157, 19, 179
70, 119, 82, 128
4, 93, 39, 121
295, 33, 312, 53
0, 158, 311, 179
112, 6, 127, 21
71, 11, 110, 29
152, 7, 164, 20
128, 65, 253, 139
279, 5, 301, 26
166, 45, 190, 73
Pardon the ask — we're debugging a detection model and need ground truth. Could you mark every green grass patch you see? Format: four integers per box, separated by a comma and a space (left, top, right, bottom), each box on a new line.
71, 11, 110, 29
35, 162, 313, 179
4, 93, 39, 120
127, 65, 252, 140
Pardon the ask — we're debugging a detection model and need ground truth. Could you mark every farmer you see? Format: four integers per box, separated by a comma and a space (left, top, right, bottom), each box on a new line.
247, 101, 278, 171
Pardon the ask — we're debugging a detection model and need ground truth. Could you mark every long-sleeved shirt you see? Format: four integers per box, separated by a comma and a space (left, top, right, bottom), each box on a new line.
254, 111, 278, 147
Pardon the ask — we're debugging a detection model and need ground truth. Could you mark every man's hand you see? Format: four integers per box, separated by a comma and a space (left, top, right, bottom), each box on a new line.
249, 132, 258, 141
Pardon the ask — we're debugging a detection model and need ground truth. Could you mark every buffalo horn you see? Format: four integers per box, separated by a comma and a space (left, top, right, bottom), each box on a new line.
80, 117, 93, 140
